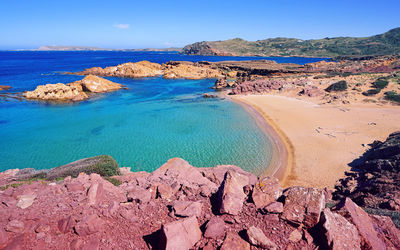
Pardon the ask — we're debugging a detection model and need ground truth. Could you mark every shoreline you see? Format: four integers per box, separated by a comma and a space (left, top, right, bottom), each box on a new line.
229, 95, 294, 187
230, 94, 400, 188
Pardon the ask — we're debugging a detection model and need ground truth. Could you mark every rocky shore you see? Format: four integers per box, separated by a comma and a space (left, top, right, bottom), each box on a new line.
0, 132, 399, 249
23, 75, 124, 102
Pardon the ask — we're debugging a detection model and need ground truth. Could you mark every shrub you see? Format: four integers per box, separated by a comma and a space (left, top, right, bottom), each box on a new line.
47, 155, 120, 180
362, 89, 381, 96
325, 80, 348, 92
384, 91, 400, 103
372, 80, 389, 89
105, 177, 122, 186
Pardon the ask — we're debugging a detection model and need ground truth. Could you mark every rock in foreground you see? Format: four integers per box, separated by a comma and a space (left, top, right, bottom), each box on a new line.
0, 154, 399, 249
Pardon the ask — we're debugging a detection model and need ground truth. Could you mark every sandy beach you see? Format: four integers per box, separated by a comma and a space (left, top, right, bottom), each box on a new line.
233, 95, 400, 188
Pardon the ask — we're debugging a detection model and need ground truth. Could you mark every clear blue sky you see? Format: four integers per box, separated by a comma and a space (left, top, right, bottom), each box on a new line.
1, 0, 399, 49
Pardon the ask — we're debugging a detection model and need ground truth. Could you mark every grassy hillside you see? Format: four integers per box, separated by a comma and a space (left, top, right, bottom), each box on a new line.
182, 28, 400, 57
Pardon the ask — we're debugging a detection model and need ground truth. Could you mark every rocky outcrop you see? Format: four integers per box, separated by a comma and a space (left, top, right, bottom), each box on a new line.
22, 83, 88, 101
0, 155, 399, 249
23, 75, 123, 102
0, 85, 11, 91
334, 131, 400, 210
77, 61, 163, 78
162, 61, 223, 79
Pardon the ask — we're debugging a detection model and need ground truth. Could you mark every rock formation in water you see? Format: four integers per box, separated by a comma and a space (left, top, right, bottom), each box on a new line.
1, 131, 400, 249
23, 75, 123, 102
0, 85, 12, 91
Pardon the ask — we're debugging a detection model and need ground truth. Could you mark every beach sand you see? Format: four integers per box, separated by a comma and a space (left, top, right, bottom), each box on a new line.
232, 95, 400, 188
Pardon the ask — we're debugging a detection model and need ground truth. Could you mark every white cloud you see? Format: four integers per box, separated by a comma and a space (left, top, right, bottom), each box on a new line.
113, 24, 130, 29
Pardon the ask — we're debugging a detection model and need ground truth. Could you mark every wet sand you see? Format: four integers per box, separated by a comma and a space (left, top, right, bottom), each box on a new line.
232, 94, 400, 188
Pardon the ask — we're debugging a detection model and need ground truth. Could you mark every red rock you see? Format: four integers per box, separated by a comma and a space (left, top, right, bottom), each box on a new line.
281, 187, 325, 228
219, 170, 249, 215
338, 198, 385, 249
252, 176, 282, 209
246, 226, 277, 249
3, 234, 24, 250
173, 200, 202, 218
160, 216, 201, 250
204, 217, 226, 239
70, 238, 83, 250
370, 215, 400, 248
127, 187, 151, 204
221, 231, 250, 250
5, 220, 24, 233
288, 229, 302, 243
74, 214, 104, 236
119, 209, 138, 222
58, 216, 75, 234
149, 158, 218, 192
65, 182, 86, 193
0, 228, 8, 248
157, 183, 175, 200
16, 194, 36, 209
321, 208, 361, 250
87, 182, 103, 206
263, 201, 283, 214
82, 238, 100, 250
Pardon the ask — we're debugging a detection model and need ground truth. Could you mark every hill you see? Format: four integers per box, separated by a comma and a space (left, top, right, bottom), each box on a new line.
182, 27, 400, 57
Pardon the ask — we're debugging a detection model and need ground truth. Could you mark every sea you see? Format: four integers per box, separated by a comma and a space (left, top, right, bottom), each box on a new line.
0, 51, 326, 175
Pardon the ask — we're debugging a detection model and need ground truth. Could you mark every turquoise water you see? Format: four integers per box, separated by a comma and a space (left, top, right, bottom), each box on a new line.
0, 51, 327, 174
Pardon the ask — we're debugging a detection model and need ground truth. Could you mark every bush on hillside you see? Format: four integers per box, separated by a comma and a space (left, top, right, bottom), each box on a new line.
362, 89, 381, 96
325, 80, 348, 92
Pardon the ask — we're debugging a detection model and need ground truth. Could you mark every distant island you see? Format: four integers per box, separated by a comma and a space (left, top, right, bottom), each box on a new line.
29, 45, 182, 52
181, 27, 400, 57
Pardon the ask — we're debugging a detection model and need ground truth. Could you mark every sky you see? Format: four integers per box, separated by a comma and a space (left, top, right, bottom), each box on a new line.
1, 0, 400, 50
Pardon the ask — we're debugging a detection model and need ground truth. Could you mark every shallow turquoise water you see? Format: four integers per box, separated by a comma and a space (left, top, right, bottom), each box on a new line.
0, 51, 326, 174
0, 77, 272, 175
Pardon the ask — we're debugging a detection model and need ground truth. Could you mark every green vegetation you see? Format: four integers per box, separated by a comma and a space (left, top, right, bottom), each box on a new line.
325, 80, 348, 92
372, 79, 389, 89
182, 27, 400, 57
105, 177, 122, 186
384, 91, 400, 103
363, 88, 381, 96
0, 177, 47, 190
85, 155, 120, 177
364, 207, 400, 229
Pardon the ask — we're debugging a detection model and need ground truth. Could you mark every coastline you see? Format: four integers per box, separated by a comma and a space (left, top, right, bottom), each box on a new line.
229, 96, 294, 187
231, 94, 400, 188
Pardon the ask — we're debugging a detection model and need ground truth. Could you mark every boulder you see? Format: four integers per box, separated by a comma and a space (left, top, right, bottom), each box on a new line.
245, 226, 277, 249
321, 208, 361, 250
173, 200, 202, 218
148, 158, 218, 194
74, 75, 122, 93
288, 229, 302, 243
23, 83, 88, 101
87, 182, 103, 206
160, 216, 201, 250
16, 194, 36, 209
262, 201, 283, 214
252, 176, 282, 209
58, 216, 76, 234
5, 220, 24, 233
204, 217, 226, 239
337, 198, 386, 249
220, 231, 250, 250
281, 187, 325, 228
74, 214, 104, 236
127, 187, 151, 204
219, 170, 249, 215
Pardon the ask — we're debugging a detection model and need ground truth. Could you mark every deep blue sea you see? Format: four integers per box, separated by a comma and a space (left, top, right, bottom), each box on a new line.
0, 51, 326, 174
